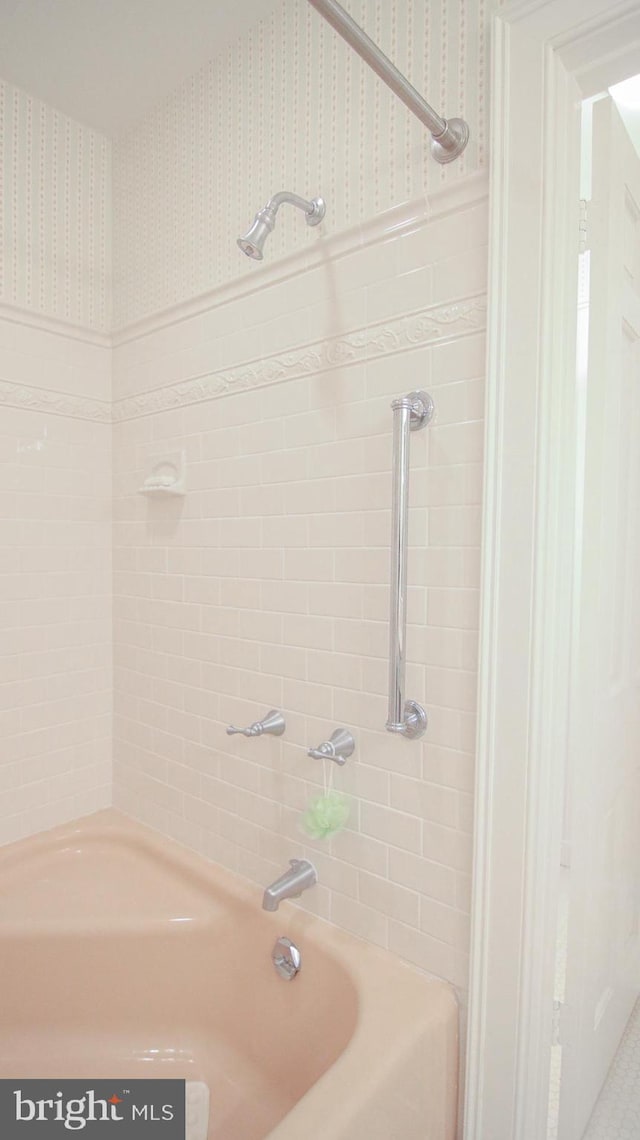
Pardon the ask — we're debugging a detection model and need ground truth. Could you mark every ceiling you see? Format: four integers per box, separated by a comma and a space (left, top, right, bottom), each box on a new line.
0, 0, 281, 136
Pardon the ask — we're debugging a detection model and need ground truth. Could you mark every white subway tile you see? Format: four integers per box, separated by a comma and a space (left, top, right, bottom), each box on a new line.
110, 203, 487, 992
331, 891, 388, 948
358, 871, 420, 927
420, 896, 471, 949
389, 920, 469, 990
360, 802, 422, 854
389, 848, 456, 904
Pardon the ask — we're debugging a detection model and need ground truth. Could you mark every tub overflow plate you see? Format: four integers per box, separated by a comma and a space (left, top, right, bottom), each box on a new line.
272, 936, 301, 980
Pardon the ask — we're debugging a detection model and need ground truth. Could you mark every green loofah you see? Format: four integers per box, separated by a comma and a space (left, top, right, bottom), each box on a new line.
302, 791, 350, 840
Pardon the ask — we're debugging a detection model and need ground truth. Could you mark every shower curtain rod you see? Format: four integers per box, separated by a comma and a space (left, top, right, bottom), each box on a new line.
307, 0, 469, 164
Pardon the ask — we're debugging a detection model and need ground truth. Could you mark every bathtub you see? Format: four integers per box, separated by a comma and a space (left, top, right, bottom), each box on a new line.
0, 810, 458, 1139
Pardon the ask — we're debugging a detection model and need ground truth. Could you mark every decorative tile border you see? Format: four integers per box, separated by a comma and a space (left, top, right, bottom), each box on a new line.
0, 379, 112, 422
0, 294, 486, 423
113, 295, 487, 422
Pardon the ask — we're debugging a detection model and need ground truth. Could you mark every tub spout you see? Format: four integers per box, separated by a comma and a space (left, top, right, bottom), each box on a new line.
262, 859, 317, 911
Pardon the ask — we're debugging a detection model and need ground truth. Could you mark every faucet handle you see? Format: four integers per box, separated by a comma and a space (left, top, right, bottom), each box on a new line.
307, 727, 355, 765
226, 709, 286, 738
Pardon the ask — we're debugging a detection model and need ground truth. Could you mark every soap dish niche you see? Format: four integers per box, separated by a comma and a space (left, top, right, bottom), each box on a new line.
139, 451, 186, 496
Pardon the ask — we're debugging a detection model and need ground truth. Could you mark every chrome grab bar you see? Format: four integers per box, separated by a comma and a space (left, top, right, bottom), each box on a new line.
386, 391, 434, 739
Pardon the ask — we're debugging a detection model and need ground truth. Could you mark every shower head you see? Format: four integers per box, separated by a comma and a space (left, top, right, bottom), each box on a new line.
237, 209, 275, 261
237, 191, 326, 260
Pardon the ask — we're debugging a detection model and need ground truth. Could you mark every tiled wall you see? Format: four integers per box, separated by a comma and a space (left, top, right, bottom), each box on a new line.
0, 74, 112, 845
0, 317, 112, 844
0, 81, 111, 332
112, 191, 487, 993
0, 0, 491, 1005
112, 0, 494, 330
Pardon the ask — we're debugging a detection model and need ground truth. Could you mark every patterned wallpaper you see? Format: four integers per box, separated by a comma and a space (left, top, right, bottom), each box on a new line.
113, 0, 491, 330
0, 80, 111, 332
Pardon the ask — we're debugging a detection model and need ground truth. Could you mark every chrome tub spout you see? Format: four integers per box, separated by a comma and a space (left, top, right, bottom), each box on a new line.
262, 859, 317, 912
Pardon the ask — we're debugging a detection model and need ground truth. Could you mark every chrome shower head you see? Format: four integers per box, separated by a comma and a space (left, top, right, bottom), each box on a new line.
237, 209, 274, 261
237, 192, 326, 261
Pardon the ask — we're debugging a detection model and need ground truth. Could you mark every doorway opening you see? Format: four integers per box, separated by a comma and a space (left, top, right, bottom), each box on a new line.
547, 73, 640, 1140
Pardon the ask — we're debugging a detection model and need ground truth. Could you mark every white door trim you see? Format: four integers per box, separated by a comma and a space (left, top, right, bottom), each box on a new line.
465, 3, 640, 1139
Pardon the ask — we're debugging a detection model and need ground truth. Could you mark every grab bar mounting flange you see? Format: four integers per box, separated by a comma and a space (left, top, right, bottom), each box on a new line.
391, 390, 435, 430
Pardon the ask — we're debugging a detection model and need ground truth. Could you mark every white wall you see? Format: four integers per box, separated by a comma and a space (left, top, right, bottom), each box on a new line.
0, 317, 113, 845
0, 87, 113, 844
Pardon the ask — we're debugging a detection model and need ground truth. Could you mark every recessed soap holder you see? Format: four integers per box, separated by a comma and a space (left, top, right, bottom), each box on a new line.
139, 450, 186, 496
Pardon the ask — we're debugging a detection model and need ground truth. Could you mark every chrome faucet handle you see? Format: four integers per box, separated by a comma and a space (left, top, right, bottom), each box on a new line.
307, 727, 355, 765
226, 709, 286, 738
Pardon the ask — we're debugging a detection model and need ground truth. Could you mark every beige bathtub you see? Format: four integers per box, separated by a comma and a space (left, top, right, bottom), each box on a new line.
0, 810, 458, 1139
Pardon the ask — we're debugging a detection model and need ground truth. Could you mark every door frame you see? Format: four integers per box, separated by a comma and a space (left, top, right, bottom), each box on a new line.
465, 2, 640, 1138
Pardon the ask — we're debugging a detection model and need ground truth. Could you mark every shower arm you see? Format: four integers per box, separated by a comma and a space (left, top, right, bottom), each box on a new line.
237, 190, 325, 260
265, 191, 319, 218
307, 0, 469, 164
